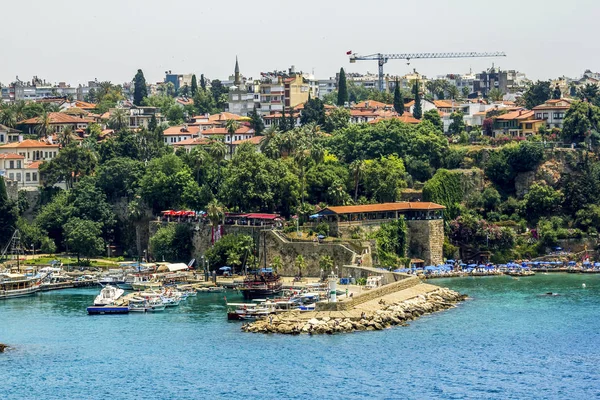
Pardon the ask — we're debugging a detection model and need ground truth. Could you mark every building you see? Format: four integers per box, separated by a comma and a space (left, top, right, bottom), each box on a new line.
17, 113, 94, 135
314, 202, 446, 266
258, 66, 312, 114
228, 58, 260, 116
492, 109, 544, 137
163, 125, 200, 145
0, 139, 60, 163
0, 154, 42, 188
532, 99, 573, 129
164, 72, 193, 92
0, 125, 22, 144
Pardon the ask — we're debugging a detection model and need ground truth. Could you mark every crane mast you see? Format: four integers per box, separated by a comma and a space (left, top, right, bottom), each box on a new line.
348, 51, 507, 92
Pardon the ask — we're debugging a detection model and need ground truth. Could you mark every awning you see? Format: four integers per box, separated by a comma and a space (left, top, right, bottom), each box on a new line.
166, 263, 189, 272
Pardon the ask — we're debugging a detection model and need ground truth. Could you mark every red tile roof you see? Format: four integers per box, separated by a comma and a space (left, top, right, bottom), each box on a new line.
232, 136, 265, 145
18, 112, 94, 125
0, 153, 25, 159
27, 161, 43, 169
74, 101, 97, 110
163, 125, 201, 136
173, 137, 212, 146
352, 100, 391, 110
369, 114, 421, 124
202, 126, 254, 135
0, 139, 59, 148
208, 112, 247, 122
323, 202, 445, 214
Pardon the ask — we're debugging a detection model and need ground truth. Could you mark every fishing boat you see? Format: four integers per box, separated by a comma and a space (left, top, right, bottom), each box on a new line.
39, 274, 74, 291
116, 274, 136, 290
94, 285, 125, 306
131, 275, 163, 291
226, 300, 277, 320
239, 269, 283, 300
128, 296, 166, 312
0, 273, 41, 299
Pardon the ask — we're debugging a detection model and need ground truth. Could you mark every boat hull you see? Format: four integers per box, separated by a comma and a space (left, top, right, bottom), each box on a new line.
87, 306, 129, 315
0, 286, 40, 300
241, 287, 283, 300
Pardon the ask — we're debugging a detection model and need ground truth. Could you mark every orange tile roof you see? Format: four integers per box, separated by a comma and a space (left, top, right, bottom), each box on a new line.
323, 202, 445, 214
18, 112, 94, 125
208, 112, 246, 122
495, 110, 535, 121
369, 113, 421, 125
202, 126, 254, 135
351, 100, 391, 110
232, 136, 265, 145
404, 100, 415, 108
27, 161, 43, 169
433, 100, 459, 109
0, 153, 25, 159
173, 137, 212, 146
0, 139, 59, 149
74, 101, 97, 110
163, 125, 201, 136
350, 110, 379, 117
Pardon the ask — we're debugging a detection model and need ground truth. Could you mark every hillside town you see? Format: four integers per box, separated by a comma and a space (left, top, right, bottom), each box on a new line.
1, 58, 600, 276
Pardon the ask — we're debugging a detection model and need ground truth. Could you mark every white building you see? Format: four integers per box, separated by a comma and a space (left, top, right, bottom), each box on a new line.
532, 99, 572, 129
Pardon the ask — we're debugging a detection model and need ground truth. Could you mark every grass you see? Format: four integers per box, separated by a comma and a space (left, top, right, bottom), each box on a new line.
16, 255, 119, 269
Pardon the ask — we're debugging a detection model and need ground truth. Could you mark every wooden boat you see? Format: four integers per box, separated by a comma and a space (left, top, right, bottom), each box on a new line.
0, 273, 41, 299
239, 270, 283, 300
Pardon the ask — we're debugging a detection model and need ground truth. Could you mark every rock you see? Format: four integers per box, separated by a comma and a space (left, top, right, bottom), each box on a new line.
0, 343, 8, 352
374, 323, 383, 330
322, 316, 331, 322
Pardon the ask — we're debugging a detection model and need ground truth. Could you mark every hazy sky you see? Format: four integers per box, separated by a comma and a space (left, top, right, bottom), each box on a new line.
2, 0, 599, 86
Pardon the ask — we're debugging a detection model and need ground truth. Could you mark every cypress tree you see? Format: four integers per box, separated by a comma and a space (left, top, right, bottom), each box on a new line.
191, 75, 198, 96
133, 69, 148, 106
200, 74, 206, 91
337, 68, 348, 106
279, 108, 288, 132
412, 80, 422, 119
393, 79, 404, 115
552, 85, 562, 100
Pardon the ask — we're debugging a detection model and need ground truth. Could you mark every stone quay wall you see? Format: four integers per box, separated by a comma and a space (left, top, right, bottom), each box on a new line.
316, 275, 421, 311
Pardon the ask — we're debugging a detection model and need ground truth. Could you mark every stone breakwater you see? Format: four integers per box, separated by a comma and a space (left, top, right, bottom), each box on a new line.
242, 287, 466, 335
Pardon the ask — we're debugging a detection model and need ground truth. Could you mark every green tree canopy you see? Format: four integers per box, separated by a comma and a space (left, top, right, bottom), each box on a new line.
63, 218, 105, 261
337, 68, 348, 106
133, 69, 148, 106
149, 224, 193, 262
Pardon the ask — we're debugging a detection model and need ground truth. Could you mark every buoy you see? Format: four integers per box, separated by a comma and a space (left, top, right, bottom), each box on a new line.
582, 283, 587, 288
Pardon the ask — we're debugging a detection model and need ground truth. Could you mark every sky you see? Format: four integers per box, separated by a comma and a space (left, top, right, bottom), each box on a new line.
1, 0, 599, 86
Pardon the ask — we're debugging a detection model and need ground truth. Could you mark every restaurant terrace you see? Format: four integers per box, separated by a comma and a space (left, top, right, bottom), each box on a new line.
314, 202, 445, 225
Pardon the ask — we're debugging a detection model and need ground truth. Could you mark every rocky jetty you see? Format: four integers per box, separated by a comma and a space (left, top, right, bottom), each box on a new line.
242, 287, 466, 335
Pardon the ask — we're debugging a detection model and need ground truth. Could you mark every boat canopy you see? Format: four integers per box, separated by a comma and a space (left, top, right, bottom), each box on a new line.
166, 263, 189, 272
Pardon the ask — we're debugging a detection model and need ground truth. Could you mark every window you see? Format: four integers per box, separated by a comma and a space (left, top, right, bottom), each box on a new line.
16, 173, 21, 182
17, 161, 21, 168
32, 172, 38, 181
536, 113, 542, 119
44, 152, 48, 159
26, 173, 30, 182
9, 173, 14, 180
526, 123, 532, 129
9, 161, 14, 169
0, 134, 4, 142
543, 113, 548, 119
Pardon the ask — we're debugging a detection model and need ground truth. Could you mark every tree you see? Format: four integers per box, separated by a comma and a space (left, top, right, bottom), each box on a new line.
133, 69, 148, 106
422, 109, 443, 132
522, 81, 552, 109
578, 83, 599, 104
462, 87, 470, 98
249, 108, 265, 135
393, 79, 404, 115
323, 107, 350, 132
412, 81, 422, 119
271, 255, 283, 273
362, 155, 407, 203
552, 85, 562, 100
39, 143, 97, 189
35, 111, 52, 137
0, 177, 18, 246
148, 114, 157, 133
200, 74, 206, 91
109, 108, 128, 131
294, 255, 307, 277
205, 233, 253, 271
522, 183, 563, 224
562, 100, 600, 143
180, 84, 189, 98
483, 118, 494, 136
193, 89, 216, 115
149, 224, 193, 263
225, 119, 241, 136
207, 199, 224, 228
374, 219, 408, 268
337, 67, 348, 106
448, 111, 466, 134
191, 75, 198, 96
63, 218, 105, 262
210, 79, 227, 110
319, 255, 334, 276
96, 157, 145, 200
326, 179, 351, 206
488, 88, 504, 102
300, 98, 325, 126
207, 140, 227, 162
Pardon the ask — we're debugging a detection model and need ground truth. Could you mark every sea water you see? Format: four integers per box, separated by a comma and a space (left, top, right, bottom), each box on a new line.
1, 274, 599, 399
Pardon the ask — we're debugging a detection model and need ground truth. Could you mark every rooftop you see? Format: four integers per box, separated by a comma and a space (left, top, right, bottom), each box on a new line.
321, 202, 445, 215
18, 112, 94, 125
0, 139, 60, 149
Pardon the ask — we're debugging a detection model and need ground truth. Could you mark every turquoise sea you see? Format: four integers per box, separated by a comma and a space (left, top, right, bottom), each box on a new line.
1, 274, 600, 399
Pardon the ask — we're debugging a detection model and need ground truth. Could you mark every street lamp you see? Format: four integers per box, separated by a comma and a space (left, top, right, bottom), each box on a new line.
31, 243, 35, 259
143, 249, 147, 263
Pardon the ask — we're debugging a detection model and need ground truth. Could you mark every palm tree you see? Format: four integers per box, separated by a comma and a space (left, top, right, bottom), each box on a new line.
190, 147, 209, 182
327, 180, 350, 206
35, 112, 52, 137
350, 159, 365, 201
58, 126, 73, 147
270, 256, 283, 274
0, 106, 16, 128
225, 119, 240, 136
207, 140, 227, 162
488, 88, 504, 102
12, 100, 26, 122
447, 86, 460, 101
310, 143, 325, 165
109, 108, 128, 131
207, 199, 224, 228
295, 254, 307, 277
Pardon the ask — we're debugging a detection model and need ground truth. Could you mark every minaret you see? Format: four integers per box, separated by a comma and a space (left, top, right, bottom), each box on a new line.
234, 56, 241, 86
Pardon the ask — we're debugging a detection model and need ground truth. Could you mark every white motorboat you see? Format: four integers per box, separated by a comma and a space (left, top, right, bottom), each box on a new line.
128, 296, 166, 312
94, 285, 125, 306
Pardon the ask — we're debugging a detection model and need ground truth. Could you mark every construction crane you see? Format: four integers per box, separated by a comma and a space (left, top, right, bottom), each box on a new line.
348, 51, 507, 92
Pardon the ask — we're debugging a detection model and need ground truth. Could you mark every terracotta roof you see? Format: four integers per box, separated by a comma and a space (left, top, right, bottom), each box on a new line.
0, 124, 21, 133
294, 103, 336, 110
163, 125, 201, 136
208, 112, 247, 122
532, 99, 573, 110
172, 137, 212, 146
351, 100, 391, 110
74, 101, 97, 110
27, 161, 43, 169
433, 100, 459, 109
404, 100, 415, 108
176, 98, 194, 106
350, 110, 379, 117
368, 113, 420, 125
322, 202, 445, 214
495, 110, 535, 121
0, 153, 25, 159
232, 136, 265, 145
0, 139, 59, 149
202, 126, 254, 135
18, 112, 94, 125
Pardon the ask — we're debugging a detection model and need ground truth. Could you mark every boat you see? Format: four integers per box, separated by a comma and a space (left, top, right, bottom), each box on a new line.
87, 305, 129, 315
131, 275, 163, 291
0, 273, 41, 299
226, 300, 277, 320
94, 285, 125, 306
239, 269, 283, 300
116, 274, 136, 290
39, 274, 74, 291
128, 296, 166, 312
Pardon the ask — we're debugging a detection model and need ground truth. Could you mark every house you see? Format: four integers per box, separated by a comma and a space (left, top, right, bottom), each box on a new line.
230, 135, 265, 154
17, 112, 94, 135
0, 154, 43, 189
368, 113, 421, 125
532, 99, 573, 129
201, 125, 255, 144
492, 109, 544, 137
0, 125, 22, 144
0, 139, 60, 163
163, 125, 200, 145
172, 137, 212, 153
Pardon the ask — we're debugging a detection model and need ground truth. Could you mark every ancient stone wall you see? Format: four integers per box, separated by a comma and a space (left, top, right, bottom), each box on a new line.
406, 219, 444, 266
